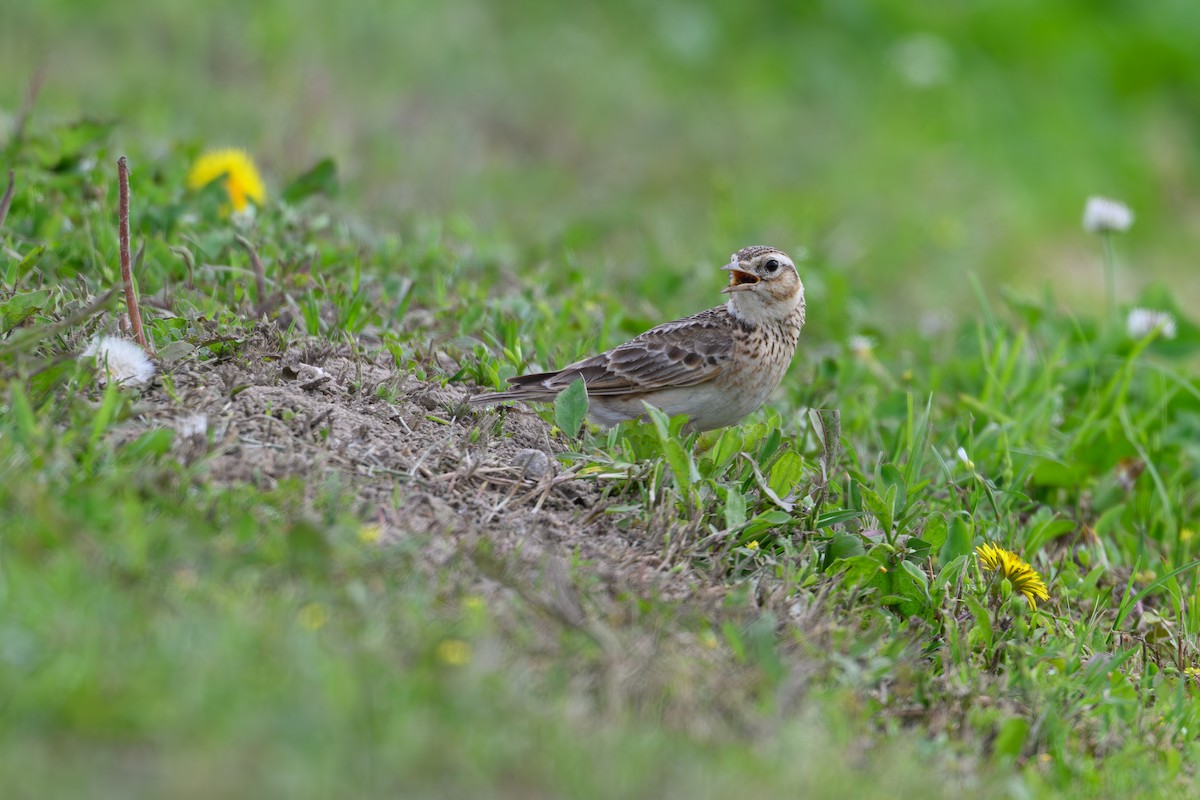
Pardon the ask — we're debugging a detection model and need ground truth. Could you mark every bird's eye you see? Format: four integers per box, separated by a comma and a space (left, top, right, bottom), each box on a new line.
764, 259, 780, 273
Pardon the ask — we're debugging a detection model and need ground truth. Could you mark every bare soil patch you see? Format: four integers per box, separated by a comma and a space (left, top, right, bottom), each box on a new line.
123, 323, 716, 607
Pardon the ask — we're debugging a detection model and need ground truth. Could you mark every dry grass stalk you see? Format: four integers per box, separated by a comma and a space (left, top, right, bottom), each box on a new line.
0, 170, 14, 229
235, 234, 266, 310
117, 156, 151, 354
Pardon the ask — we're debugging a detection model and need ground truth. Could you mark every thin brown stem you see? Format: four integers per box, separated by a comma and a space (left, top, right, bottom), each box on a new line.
170, 245, 195, 289
235, 234, 266, 310
6, 66, 45, 156
0, 170, 14, 229
117, 156, 151, 353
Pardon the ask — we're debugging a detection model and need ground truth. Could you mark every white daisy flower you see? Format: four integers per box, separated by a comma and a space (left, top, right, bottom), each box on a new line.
81, 336, 155, 386
1126, 307, 1177, 340
1082, 196, 1134, 234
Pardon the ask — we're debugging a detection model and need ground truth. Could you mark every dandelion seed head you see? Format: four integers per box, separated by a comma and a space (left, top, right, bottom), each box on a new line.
1082, 196, 1134, 234
80, 336, 155, 386
1125, 307, 1177, 340
187, 148, 266, 212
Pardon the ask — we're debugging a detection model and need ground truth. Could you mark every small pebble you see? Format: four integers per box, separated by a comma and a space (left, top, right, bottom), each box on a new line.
512, 448, 553, 480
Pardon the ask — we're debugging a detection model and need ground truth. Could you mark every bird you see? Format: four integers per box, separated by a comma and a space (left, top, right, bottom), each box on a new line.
469, 245, 806, 432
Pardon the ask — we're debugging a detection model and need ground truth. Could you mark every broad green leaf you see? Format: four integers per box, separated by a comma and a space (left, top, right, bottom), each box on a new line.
939, 516, 973, 564
905, 536, 932, 562
663, 438, 699, 488
933, 554, 969, 590
723, 484, 747, 529
1025, 516, 1076, 555
643, 401, 672, 441
828, 553, 889, 594
758, 428, 783, 462
745, 455, 794, 512
879, 463, 906, 515
88, 380, 124, 452
1094, 503, 1127, 540
1029, 456, 1082, 488
721, 621, 746, 662
921, 513, 949, 553
768, 450, 805, 498
643, 402, 698, 495
992, 717, 1029, 764
823, 532, 865, 569
554, 378, 589, 437
815, 509, 862, 529
899, 560, 931, 602
742, 509, 791, 538
8, 382, 38, 443
709, 428, 744, 471
123, 428, 175, 461
858, 483, 894, 533
12, 245, 46, 284
283, 157, 339, 203
964, 593, 992, 648
1, 289, 50, 333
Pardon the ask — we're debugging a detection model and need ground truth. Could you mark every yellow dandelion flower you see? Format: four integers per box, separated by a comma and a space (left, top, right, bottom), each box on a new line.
187, 147, 266, 211
976, 542, 1050, 610
436, 639, 472, 666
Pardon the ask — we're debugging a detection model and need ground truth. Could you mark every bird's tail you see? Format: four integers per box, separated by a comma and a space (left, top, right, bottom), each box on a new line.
466, 390, 525, 406
467, 370, 563, 406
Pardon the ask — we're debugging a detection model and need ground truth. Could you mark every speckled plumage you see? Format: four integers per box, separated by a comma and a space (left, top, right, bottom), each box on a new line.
470, 246, 806, 432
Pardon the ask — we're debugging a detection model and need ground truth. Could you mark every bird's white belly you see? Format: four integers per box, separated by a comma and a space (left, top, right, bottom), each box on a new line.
587, 381, 777, 432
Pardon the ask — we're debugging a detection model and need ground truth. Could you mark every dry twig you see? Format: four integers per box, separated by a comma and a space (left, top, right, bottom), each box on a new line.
235, 234, 266, 310
0, 170, 14, 229
5, 66, 45, 157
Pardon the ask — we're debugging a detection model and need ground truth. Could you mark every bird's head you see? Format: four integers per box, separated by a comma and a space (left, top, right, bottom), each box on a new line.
721, 245, 804, 323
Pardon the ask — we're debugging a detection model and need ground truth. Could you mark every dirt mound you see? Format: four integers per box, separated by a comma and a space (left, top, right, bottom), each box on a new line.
123, 324, 710, 605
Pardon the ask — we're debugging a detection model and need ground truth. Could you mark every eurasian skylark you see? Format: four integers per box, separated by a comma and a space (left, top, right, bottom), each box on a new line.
470, 245, 806, 432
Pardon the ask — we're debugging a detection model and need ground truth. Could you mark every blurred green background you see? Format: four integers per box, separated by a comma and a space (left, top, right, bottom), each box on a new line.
3, 0, 1198, 323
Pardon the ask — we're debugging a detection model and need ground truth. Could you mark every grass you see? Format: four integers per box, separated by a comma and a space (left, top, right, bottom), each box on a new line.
6, 1, 1200, 322
4, 3, 1200, 797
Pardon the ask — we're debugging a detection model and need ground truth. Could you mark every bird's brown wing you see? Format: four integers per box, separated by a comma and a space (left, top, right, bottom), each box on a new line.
506, 307, 735, 398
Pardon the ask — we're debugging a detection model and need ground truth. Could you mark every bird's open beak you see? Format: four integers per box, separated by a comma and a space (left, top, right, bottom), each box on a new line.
721, 262, 759, 294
